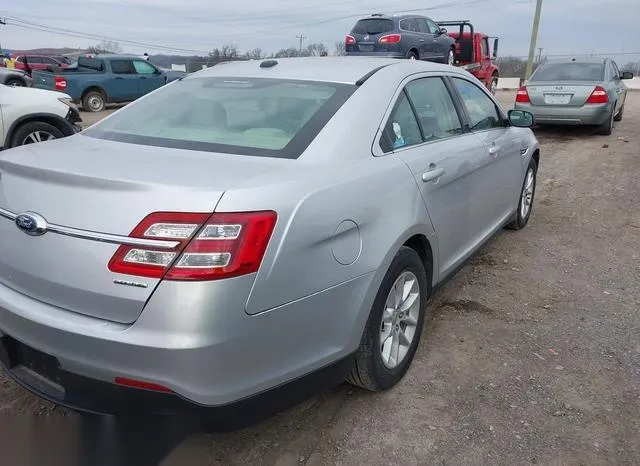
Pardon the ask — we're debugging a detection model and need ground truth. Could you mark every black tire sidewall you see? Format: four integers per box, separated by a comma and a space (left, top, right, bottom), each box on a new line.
406, 51, 418, 60
362, 247, 429, 390
447, 49, 454, 65
11, 121, 64, 147
83, 91, 105, 112
5, 79, 24, 87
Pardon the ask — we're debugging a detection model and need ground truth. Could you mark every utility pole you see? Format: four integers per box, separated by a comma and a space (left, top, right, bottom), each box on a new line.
296, 33, 307, 53
524, 0, 543, 81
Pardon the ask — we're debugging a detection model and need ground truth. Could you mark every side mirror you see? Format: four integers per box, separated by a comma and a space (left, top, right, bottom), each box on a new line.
621, 71, 633, 80
438, 28, 447, 35
508, 109, 534, 128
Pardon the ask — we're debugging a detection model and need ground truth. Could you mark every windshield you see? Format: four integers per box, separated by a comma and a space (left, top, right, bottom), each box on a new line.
352, 19, 394, 35
530, 62, 605, 82
84, 77, 355, 159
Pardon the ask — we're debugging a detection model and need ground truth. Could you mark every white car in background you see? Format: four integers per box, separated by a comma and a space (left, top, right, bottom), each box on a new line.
0, 84, 82, 150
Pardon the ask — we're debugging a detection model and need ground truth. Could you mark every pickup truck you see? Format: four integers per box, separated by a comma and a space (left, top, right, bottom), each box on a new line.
32, 55, 186, 112
436, 20, 500, 94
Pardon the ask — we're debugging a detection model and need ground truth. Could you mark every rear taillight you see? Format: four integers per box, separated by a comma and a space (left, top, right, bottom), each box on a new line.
379, 34, 401, 44
346, 35, 356, 45
515, 86, 530, 103
108, 211, 277, 281
586, 86, 608, 104
54, 76, 67, 91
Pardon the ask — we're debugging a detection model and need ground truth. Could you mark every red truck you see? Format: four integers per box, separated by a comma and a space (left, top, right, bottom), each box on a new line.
11, 54, 69, 76
436, 21, 500, 93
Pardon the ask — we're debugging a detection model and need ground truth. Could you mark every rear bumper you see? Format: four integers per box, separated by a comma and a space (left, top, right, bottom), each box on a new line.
515, 102, 611, 125
0, 273, 373, 420
345, 51, 405, 59
0, 333, 353, 429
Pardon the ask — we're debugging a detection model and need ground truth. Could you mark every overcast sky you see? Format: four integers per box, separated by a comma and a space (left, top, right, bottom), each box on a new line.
1, 0, 639, 63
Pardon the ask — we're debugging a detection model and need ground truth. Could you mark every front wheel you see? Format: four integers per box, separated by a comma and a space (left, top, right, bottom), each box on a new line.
507, 158, 537, 230
5, 78, 25, 87
446, 48, 455, 66
10, 121, 64, 148
347, 246, 428, 391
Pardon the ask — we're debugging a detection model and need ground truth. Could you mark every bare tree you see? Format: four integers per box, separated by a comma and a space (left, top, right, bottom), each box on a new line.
245, 48, 263, 60
88, 40, 123, 54
334, 41, 346, 56
209, 44, 239, 62
306, 42, 327, 57
274, 48, 301, 58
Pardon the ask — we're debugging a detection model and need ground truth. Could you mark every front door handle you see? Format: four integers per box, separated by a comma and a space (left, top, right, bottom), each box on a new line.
422, 168, 445, 182
488, 144, 501, 157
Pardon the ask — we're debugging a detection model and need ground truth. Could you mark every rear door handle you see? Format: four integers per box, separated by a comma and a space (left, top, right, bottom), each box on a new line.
115, 77, 123, 80
422, 168, 445, 182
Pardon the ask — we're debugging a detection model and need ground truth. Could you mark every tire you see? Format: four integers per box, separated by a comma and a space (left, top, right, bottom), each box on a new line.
614, 104, 624, 122
347, 246, 428, 391
10, 121, 64, 148
507, 158, 537, 230
82, 89, 106, 112
597, 106, 614, 135
446, 48, 455, 66
406, 50, 418, 60
5, 78, 24, 87
490, 74, 499, 95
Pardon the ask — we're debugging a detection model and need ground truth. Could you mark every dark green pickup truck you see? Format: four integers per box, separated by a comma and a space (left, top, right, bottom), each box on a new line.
32, 55, 186, 112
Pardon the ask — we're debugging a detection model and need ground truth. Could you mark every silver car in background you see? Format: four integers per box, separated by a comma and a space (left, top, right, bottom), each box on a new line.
514, 57, 633, 135
0, 57, 539, 426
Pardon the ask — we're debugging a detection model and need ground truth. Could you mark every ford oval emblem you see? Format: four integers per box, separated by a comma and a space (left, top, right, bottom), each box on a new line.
15, 212, 48, 236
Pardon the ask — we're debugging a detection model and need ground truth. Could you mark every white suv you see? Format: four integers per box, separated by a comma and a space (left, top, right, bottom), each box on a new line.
0, 84, 82, 150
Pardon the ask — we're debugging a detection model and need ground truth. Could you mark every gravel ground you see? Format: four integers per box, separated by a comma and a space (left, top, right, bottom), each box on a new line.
1, 91, 638, 466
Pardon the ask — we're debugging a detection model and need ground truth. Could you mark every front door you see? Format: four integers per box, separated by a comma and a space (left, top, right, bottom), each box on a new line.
380, 75, 489, 278
133, 60, 166, 98
450, 76, 522, 231
106, 59, 139, 102
610, 60, 627, 115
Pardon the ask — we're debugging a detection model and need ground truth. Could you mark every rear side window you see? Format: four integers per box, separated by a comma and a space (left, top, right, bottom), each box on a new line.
351, 19, 394, 35
406, 78, 463, 140
83, 77, 356, 159
111, 60, 134, 74
399, 19, 420, 32
530, 62, 605, 82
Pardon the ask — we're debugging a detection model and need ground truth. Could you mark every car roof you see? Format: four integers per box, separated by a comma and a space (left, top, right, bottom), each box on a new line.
543, 57, 606, 65
190, 57, 454, 85
356, 13, 426, 21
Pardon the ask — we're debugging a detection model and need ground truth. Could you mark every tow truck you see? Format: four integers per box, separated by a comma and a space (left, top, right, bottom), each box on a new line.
436, 20, 500, 93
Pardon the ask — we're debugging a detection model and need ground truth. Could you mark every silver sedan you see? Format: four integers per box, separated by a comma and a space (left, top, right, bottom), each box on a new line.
0, 57, 539, 424
514, 57, 633, 135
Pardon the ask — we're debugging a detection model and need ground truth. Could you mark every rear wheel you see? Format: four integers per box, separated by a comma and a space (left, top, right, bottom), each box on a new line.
614, 104, 624, 122
347, 247, 428, 391
10, 121, 64, 148
507, 158, 537, 230
82, 90, 106, 112
406, 50, 418, 60
597, 106, 614, 135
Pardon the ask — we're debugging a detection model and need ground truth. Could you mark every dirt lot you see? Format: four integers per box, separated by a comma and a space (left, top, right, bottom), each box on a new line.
1, 91, 639, 465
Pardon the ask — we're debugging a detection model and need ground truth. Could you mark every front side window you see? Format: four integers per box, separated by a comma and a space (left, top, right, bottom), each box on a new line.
406, 77, 463, 141
452, 77, 502, 131
425, 18, 440, 34
611, 61, 621, 80
133, 60, 157, 74
481, 38, 489, 58
83, 77, 355, 159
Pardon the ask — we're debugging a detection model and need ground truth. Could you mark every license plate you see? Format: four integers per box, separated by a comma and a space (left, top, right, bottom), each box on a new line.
359, 45, 374, 52
544, 93, 572, 105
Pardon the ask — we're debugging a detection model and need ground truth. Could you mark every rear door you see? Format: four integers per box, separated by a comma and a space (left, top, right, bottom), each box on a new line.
379, 75, 489, 278
399, 18, 425, 58
450, 76, 521, 228
132, 60, 166, 98
105, 59, 139, 102
349, 18, 395, 53
610, 60, 627, 113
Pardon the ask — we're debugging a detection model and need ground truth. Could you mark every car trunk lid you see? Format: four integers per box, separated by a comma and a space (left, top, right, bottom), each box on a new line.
526, 81, 600, 107
0, 135, 283, 324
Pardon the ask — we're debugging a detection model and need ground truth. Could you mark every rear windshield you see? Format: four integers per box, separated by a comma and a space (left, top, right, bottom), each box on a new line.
530, 62, 605, 82
351, 19, 394, 35
83, 77, 356, 159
